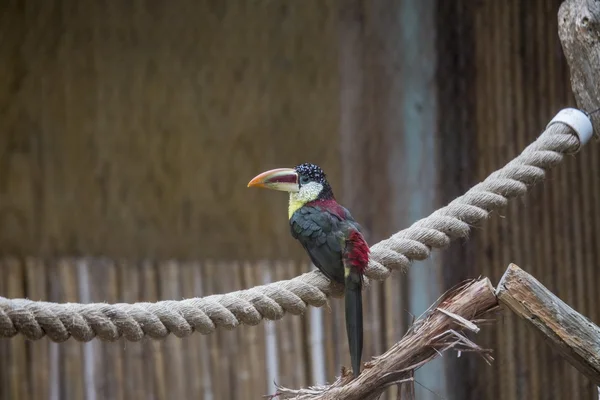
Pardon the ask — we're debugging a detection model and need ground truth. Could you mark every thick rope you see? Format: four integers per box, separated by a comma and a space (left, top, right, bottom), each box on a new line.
0, 122, 582, 342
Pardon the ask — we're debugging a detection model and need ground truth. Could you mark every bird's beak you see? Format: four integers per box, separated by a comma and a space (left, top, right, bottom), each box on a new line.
247, 168, 299, 193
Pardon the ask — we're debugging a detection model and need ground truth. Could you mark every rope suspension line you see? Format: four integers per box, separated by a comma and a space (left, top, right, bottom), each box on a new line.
0, 109, 593, 343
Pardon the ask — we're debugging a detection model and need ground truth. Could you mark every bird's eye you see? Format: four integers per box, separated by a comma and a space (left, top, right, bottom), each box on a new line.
299, 176, 310, 185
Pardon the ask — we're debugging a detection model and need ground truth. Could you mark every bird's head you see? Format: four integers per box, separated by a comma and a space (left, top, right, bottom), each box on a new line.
247, 163, 334, 204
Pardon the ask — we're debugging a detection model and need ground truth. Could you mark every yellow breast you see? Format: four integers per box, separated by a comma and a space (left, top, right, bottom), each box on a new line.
288, 197, 305, 219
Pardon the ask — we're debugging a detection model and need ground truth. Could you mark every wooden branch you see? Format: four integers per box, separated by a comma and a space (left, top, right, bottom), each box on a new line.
496, 263, 600, 386
559, 0, 600, 135
272, 278, 499, 400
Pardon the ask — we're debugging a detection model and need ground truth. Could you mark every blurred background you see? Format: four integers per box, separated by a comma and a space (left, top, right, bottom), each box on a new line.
1, 0, 599, 399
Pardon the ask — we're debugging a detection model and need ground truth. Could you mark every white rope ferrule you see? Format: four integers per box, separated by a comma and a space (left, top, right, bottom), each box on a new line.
546, 108, 594, 146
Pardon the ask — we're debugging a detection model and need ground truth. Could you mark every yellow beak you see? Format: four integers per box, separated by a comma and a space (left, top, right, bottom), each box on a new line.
247, 168, 300, 192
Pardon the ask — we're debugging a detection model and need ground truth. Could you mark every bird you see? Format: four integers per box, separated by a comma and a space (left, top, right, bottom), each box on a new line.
248, 162, 369, 378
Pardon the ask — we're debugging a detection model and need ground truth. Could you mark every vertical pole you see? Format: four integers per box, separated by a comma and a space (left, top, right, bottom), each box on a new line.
338, 0, 443, 397
395, 1, 444, 398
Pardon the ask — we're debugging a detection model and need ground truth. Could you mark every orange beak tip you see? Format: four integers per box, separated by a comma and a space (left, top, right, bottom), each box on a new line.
247, 177, 264, 188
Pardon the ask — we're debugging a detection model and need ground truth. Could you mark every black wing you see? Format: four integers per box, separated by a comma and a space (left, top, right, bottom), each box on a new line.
290, 206, 346, 284
338, 205, 366, 237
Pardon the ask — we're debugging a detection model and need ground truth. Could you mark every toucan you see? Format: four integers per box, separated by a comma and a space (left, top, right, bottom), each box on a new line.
248, 162, 369, 378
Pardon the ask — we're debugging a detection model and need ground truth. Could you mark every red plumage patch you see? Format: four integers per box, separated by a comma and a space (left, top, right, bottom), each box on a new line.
346, 231, 370, 275
307, 199, 346, 219
308, 199, 370, 274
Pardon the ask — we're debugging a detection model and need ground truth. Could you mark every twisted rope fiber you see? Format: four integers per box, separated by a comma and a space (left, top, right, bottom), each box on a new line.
0, 123, 581, 343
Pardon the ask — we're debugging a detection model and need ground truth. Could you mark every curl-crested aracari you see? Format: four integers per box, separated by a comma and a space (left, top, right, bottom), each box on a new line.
248, 163, 369, 378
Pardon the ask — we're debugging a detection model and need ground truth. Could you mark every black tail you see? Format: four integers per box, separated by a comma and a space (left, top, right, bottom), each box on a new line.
345, 272, 363, 378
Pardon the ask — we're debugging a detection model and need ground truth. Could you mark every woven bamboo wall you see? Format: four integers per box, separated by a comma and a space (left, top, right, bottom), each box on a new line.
0, 259, 307, 399
0, 0, 341, 261
438, 1, 600, 399
0, 257, 416, 400
1, 0, 600, 399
